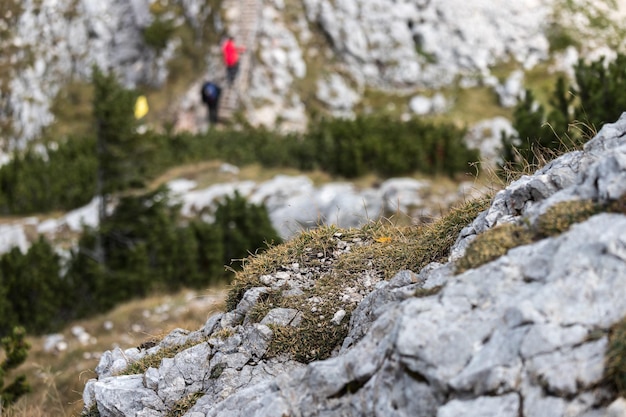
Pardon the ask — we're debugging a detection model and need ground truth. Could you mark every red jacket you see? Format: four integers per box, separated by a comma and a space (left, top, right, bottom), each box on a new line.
222, 39, 244, 67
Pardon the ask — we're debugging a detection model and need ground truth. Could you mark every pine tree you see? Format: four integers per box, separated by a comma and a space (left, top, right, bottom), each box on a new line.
190, 220, 225, 286
214, 192, 282, 270
1, 239, 65, 334
92, 66, 142, 195
546, 75, 575, 145
501, 89, 555, 170
91, 66, 142, 267
0, 273, 17, 336
0, 326, 31, 409
573, 54, 626, 136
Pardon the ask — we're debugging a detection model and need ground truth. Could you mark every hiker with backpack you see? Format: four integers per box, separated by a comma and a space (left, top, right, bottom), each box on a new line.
201, 81, 221, 124
221, 36, 246, 86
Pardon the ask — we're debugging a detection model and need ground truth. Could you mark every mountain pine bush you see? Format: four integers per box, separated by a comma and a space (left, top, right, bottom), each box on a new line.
0, 326, 31, 409
502, 52, 626, 172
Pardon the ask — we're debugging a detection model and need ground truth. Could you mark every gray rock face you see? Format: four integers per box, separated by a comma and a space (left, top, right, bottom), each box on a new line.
8, 0, 626, 142
83, 113, 626, 416
301, 0, 552, 89
464, 116, 516, 168
4, 0, 183, 144
177, 175, 467, 240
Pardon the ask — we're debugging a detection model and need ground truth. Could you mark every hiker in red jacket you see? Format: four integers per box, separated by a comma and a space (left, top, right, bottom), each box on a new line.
221, 36, 246, 86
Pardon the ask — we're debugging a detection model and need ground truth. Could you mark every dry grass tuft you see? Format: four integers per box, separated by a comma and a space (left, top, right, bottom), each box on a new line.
497, 119, 595, 185
164, 392, 204, 417
605, 316, 626, 397
535, 199, 599, 237
120, 338, 206, 376
225, 195, 492, 363
455, 223, 534, 274
455, 197, 617, 273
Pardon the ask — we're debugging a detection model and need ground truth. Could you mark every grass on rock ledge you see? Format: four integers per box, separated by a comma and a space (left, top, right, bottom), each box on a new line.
454, 197, 620, 274
226, 195, 492, 363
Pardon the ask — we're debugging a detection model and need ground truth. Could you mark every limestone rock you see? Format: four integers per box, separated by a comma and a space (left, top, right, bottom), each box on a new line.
83, 113, 626, 416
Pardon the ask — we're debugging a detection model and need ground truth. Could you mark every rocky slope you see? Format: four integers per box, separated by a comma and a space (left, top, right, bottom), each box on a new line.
3, 0, 626, 141
83, 113, 626, 416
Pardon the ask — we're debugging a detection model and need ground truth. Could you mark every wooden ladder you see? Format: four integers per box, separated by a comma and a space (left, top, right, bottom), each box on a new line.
219, 0, 261, 121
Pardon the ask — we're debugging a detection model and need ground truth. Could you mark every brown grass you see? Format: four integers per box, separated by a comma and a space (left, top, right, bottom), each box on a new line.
225, 195, 491, 363
4, 286, 226, 417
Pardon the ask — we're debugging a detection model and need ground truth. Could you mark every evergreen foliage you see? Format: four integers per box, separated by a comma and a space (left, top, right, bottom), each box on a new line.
573, 54, 626, 137
52, 188, 280, 317
0, 113, 476, 216
0, 187, 281, 332
0, 326, 31, 409
502, 52, 626, 171
0, 239, 65, 335
501, 89, 555, 170
306, 115, 476, 178
214, 192, 282, 270
142, 18, 176, 52
92, 66, 145, 194
0, 137, 96, 214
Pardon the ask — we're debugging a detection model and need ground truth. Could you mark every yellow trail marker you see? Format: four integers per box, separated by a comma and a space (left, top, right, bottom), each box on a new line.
134, 95, 149, 119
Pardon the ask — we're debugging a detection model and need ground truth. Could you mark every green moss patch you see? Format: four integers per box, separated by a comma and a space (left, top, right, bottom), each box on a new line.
81, 404, 101, 417
455, 197, 620, 273
535, 199, 600, 237
414, 285, 443, 298
456, 223, 534, 274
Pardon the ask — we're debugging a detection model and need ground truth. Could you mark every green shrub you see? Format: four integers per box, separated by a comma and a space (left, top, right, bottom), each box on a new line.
0, 326, 31, 409
502, 52, 626, 173
0, 137, 97, 214
573, 53, 626, 136
0, 99, 479, 216
0, 238, 66, 335
306, 115, 476, 178
60, 187, 280, 322
214, 191, 282, 270
143, 18, 176, 52
500, 89, 557, 172
546, 23, 581, 52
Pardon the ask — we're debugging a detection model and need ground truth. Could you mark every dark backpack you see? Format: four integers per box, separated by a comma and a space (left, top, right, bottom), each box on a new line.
201, 82, 219, 104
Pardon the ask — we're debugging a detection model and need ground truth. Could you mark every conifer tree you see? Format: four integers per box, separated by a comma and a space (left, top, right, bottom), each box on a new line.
502, 52, 626, 174
573, 54, 626, 136
92, 66, 142, 195
0, 326, 30, 409
1, 239, 64, 334
546, 75, 575, 144
190, 220, 225, 285
501, 89, 555, 170
91, 66, 142, 266
0, 274, 17, 336
214, 192, 282, 269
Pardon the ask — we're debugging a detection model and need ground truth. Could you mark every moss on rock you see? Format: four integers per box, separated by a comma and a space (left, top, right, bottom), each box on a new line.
456, 223, 534, 274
